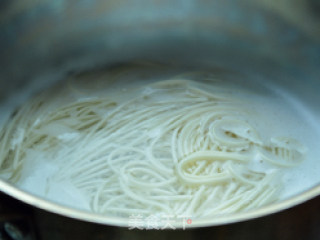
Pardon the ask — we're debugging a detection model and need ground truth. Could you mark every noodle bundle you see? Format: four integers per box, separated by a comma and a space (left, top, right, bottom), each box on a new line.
0, 71, 306, 218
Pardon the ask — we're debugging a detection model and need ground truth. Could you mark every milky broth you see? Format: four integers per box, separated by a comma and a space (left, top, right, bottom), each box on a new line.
1, 65, 319, 212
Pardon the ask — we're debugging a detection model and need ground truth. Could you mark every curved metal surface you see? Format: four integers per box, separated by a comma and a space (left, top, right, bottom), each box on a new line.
0, 0, 320, 228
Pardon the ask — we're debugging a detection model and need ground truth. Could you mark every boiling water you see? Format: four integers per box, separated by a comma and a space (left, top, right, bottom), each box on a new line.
1, 65, 320, 214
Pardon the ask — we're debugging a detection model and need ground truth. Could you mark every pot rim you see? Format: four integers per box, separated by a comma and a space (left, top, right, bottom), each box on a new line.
0, 179, 319, 228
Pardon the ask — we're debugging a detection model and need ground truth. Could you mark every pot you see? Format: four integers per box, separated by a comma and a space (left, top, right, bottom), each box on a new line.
0, 0, 320, 239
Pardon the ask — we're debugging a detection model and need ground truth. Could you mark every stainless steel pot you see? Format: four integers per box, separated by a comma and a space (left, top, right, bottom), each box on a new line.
0, 0, 320, 237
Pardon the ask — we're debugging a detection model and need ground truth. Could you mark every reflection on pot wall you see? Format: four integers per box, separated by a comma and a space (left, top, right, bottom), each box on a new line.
0, 0, 320, 102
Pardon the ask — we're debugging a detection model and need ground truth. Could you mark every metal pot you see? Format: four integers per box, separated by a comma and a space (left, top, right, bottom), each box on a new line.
0, 0, 320, 239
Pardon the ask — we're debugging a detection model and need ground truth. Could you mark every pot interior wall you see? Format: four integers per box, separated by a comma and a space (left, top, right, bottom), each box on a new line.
0, 0, 320, 227
1, 0, 320, 109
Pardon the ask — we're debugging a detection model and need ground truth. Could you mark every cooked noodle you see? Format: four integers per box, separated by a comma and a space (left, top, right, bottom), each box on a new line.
0, 70, 306, 218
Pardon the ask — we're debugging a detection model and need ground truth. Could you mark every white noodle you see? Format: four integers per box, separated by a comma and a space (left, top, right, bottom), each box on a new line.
0, 75, 306, 218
